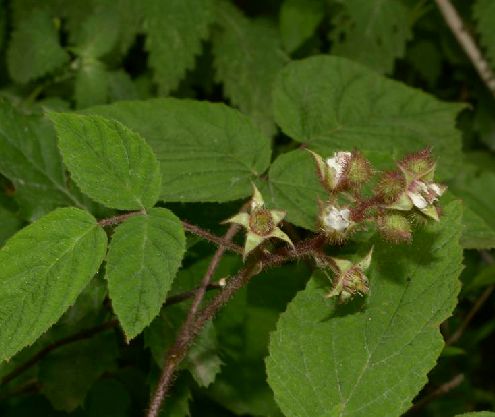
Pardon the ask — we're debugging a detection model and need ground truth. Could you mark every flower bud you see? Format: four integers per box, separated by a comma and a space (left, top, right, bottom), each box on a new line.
398, 148, 435, 181
342, 152, 372, 190
376, 171, 406, 205
377, 213, 412, 243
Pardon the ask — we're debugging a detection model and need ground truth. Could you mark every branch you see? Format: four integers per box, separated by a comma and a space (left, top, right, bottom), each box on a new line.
0, 284, 222, 387
146, 234, 323, 417
147, 222, 240, 417
182, 220, 243, 255
98, 210, 145, 227
98, 213, 243, 255
434, 0, 495, 97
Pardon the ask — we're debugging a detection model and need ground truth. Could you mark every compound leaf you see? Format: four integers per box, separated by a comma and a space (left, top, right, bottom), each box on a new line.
106, 208, 186, 340
474, 0, 495, 68
329, 0, 413, 74
279, 0, 325, 53
86, 98, 271, 202
273, 56, 464, 180
267, 201, 463, 417
49, 113, 161, 210
143, 0, 213, 94
7, 9, 69, 83
212, 0, 288, 137
0, 207, 107, 362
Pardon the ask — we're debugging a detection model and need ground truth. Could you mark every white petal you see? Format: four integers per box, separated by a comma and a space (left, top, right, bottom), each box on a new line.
326, 151, 351, 183
429, 182, 446, 197
408, 191, 428, 209
324, 206, 351, 232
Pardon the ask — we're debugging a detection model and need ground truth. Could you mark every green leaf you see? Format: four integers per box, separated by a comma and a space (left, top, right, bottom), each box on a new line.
107, 71, 140, 102
49, 113, 161, 210
474, 0, 495, 68
279, 0, 325, 53
85, 99, 271, 202
329, 0, 413, 74
451, 172, 495, 249
7, 9, 69, 83
0, 206, 22, 245
91, 0, 141, 57
260, 149, 326, 231
75, 60, 109, 109
0, 207, 107, 362
266, 201, 463, 417
0, 100, 85, 220
106, 208, 186, 340
212, 0, 288, 137
39, 332, 118, 412
273, 56, 464, 180
72, 12, 119, 59
143, 0, 213, 94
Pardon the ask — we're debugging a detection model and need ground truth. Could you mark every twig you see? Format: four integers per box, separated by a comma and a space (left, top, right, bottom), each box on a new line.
98, 213, 244, 255
407, 374, 464, 414
147, 223, 240, 417
98, 210, 145, 227
182, 220, 243, 255
447, 285, 494, 345
434, 0, 495, 97
0, 284, 222, 387
146, 234, 323, 417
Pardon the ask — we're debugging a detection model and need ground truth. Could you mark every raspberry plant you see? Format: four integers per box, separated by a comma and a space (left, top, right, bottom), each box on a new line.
0, 1, 495, 417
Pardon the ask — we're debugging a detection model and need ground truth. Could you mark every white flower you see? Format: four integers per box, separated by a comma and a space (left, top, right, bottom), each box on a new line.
326, 151, 352, 185
407, 180, 446, 209
323, 206, 351, 232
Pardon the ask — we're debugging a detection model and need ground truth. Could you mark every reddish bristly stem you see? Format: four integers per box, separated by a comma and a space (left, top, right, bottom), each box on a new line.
98, 210, 146, 227
146, 222, 240, 417
181, 220, 243, 255
146, 234, 324, 417
98, 213, 243, 255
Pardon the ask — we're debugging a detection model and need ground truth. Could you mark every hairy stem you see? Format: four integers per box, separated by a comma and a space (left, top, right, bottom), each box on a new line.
98, 213, 243, 255
98, 210, 146, 227
146, 234, 323, 416
147, 223, 240, 417
434, 0, 495, 97
182, 220, 243, 255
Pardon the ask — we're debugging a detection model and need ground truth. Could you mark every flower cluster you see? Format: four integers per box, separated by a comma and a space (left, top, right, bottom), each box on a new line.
224, 148, 446, 303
